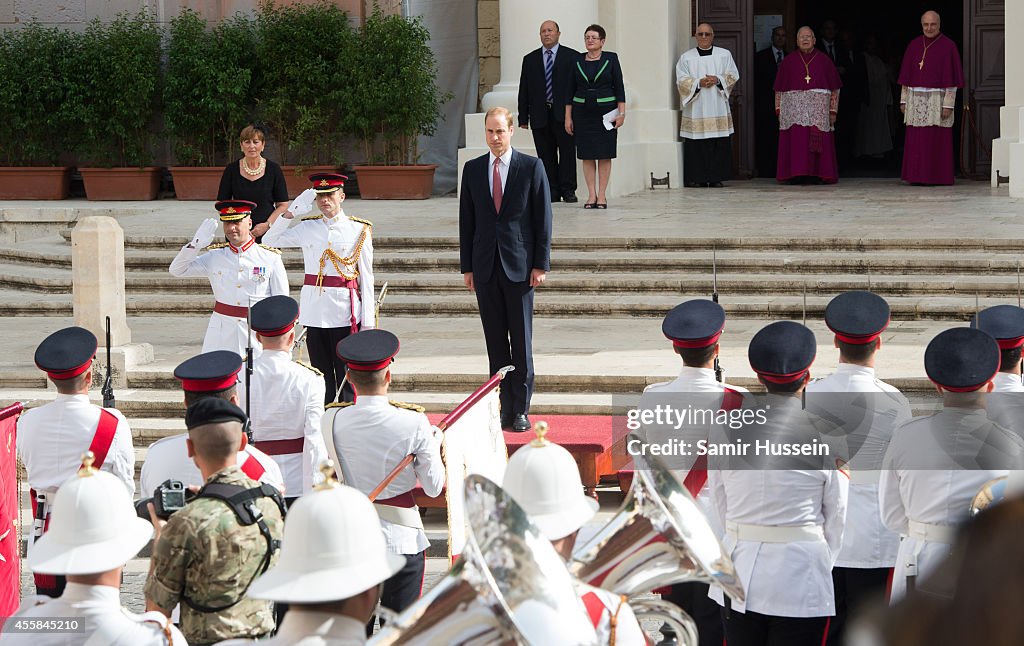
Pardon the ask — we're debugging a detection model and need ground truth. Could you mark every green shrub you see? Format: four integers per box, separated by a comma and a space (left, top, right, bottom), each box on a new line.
343, 8, 452, 164
255, 0, 354, 165
69, 11, 162, 167
0, 23, 78, 165
165, 9, 257, 166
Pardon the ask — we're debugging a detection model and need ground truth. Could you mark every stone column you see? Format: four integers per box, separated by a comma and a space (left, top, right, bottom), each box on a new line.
71, 216, 151, 387
995, 2, 1023, 191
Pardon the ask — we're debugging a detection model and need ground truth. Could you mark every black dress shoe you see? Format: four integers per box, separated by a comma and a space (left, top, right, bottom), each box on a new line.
511, 413, 531, 432
562, 193, 579, 203
550, 194, 561, 203
500, 412, 513, 429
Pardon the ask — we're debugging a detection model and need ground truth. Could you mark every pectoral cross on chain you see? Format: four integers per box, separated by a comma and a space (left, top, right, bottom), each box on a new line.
804, 74, 811, 84
918, 60, 924, 70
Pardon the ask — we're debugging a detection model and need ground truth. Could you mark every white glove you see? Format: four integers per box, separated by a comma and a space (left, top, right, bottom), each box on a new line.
289, 189, 316, 217
191, 218, 219, 248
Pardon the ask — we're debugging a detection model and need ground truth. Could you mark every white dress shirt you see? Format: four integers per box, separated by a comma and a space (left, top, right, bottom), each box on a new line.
487, 149, 513, 200
236, 350, 327, 495
17, 394, 135, 498
141, 433, 285, 496
992, 371, 1024, 393
169, 240, 288, 357
879, 406, 1021, 601
215, 610, 364, 646
0, 583, 187, 646
262, 210, 374, 329
331, 395, 444, 555
806, 363, 912, 568
707, 397, 849, 617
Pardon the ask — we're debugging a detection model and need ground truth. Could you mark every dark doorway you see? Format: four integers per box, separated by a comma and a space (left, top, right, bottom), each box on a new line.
750, 0, 964, 178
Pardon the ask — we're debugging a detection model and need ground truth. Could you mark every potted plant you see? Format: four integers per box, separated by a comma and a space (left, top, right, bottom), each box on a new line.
71, 11, 163, 200
0, 22, 77, 199
166, 10, 257, 200
255, 1, 353, 197
344, 8, 451, 199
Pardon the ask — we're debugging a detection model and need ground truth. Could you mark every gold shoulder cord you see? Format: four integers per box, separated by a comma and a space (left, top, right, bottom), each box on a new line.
315, 224, 370, 287
608, 594, 628, 646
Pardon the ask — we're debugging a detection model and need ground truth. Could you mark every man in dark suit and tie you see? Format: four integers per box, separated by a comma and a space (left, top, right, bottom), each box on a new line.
755, 26, 786, 177
518, 20, 579, 203
460, 107, 553, 432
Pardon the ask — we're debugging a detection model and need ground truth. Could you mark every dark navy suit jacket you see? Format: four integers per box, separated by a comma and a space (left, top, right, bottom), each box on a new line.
459, 149, 553, 284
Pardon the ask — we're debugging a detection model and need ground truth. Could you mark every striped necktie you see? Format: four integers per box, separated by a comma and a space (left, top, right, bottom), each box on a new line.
544, 49, 554, 103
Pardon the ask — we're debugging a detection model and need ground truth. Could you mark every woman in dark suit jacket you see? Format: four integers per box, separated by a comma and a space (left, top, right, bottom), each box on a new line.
217, 124, 289, 240
564, 24, 626, 209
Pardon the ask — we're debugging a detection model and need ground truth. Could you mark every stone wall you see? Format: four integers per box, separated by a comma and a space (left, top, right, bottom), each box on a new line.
477, 0, 499, 110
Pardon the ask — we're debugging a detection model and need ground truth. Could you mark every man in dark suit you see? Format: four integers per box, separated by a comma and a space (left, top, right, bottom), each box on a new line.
754, 26, 786, 178
459, 107, 553, 432
518, 20, 579, 203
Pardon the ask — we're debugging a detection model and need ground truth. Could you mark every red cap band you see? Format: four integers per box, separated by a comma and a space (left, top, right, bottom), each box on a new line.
828, 318, 890, 345
996, 336, 1024, 350
670, 330, 723, 349
41, 359, 93, 381
928, 367, 998, 393
179, 374, 239, 393
345, 358, 393, 372
756, 370, 810, 385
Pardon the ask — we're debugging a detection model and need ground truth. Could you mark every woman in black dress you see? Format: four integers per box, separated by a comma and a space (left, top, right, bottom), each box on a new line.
564, 24, 626, 209
217, 124, 289, 239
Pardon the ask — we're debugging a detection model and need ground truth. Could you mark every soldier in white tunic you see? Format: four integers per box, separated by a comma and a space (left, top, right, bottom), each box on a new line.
17, 327, 135, 598
707, 321, 848, 646
642, 299, 746, 646
326, 330, 443, 620
237, 295, 327, 503
169, 200, 288, 358
1, 458, 184, 646
879, 327, 1024, 602
973, 304, 1024, 393
502, 425, 646, 645
263, 173, 375, 404
676, 22, 739, 187
215, 476, 404, 646
805, 291, 911, 646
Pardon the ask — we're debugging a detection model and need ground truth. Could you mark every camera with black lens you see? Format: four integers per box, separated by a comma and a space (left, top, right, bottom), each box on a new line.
136, 479, 193, 521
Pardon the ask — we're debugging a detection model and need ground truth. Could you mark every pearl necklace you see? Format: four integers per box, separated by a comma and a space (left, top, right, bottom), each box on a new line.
243, 157, 266, 176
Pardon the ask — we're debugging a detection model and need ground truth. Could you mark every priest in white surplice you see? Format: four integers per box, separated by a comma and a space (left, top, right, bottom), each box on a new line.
676, 23, 739, 188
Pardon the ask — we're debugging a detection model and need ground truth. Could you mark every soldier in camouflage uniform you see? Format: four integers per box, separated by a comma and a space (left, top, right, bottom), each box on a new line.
144, 398, 285, 646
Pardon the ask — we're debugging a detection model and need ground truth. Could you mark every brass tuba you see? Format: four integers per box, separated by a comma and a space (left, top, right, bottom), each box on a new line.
569, 436, 744, 603
369, 474, 598, 645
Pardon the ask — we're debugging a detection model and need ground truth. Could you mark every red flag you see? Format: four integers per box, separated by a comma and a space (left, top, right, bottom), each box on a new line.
0, 403, 23, 623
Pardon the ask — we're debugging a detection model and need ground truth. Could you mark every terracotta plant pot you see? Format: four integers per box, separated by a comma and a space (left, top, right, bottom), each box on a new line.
80, 167, 163, 201
0, 167, 73, 200
170, 166, 223, 200
281, 165, 338, 199
355, 164, 437, 200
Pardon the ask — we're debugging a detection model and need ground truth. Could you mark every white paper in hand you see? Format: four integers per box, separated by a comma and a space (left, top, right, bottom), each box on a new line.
602, 108, 620, 131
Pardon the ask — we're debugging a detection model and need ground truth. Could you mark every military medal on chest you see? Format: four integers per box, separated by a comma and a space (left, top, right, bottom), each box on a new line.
252, 266, 267, 283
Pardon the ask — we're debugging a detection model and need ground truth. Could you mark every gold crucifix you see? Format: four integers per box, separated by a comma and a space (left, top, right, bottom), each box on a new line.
804, 74, 811, 84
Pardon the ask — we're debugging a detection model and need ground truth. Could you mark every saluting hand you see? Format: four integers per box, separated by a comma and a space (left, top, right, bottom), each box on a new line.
191, 218, 219, 249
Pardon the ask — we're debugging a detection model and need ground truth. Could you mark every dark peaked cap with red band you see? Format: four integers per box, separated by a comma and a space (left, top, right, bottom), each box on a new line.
825, 291, 890, 344
336, 329, 400, 372
971, 304, 1024, 350
174, 350, 243, 393
251, 295, 299, 337
215, 200, 256, 222
662, 299, 726, 348
925, 327, 1000, 392
748, 321, 816, 384
309, 172, 348, 194
34, 327, 97, 380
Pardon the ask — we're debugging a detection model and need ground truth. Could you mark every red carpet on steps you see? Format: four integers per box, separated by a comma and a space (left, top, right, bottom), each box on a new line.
414, 414, 631, 507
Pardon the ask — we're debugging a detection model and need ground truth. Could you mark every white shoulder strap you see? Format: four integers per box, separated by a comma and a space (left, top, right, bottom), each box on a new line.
319, 407, 349, 485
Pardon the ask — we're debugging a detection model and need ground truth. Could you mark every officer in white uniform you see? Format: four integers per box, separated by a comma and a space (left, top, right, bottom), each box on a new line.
641, 299, 746, 646
169, 199, 288, 358
216, 470, 406, 646
140, 351, 284, 498
502, 425, 646, 645
1, 455, 184, 646
17, 327, 135, 597
973, 304, 1024, 393
237, 295, 327, 502
326, 329, 443, 619
879, 327, 1024, 602
707, 321, 849, 646
805, 291, 911, 645
263, 173, 374, 404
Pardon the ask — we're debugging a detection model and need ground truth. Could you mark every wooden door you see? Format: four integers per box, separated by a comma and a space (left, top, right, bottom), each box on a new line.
963, 0, 1004, 176
697, 0, 755, 177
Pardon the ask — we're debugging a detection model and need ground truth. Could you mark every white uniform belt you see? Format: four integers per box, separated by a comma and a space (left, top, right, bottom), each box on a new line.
848, 470, 881, 485
907, 520, 956, 544
373, 502, 424, 530
726, 521, 824, 543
